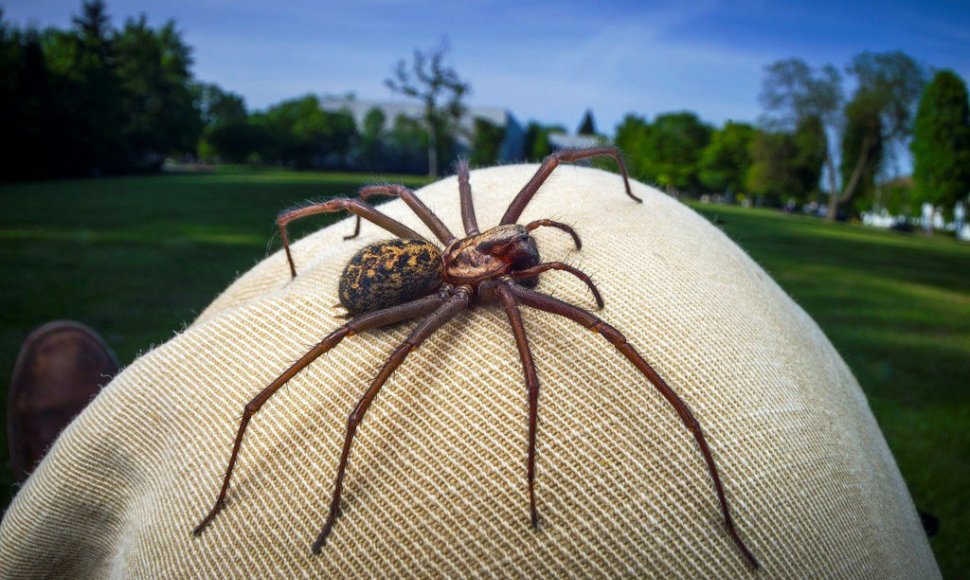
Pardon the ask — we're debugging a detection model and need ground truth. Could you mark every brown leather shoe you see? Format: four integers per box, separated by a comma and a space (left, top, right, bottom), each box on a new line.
7, 321, 119, 483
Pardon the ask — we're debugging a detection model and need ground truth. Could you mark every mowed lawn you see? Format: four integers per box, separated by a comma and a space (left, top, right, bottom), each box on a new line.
1, 171, 967, 574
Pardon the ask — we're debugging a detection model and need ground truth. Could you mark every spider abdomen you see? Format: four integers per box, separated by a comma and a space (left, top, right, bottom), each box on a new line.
338, 239, 443, 315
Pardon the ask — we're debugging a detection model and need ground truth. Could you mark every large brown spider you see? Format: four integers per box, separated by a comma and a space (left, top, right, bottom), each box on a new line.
192, 147, 760, 569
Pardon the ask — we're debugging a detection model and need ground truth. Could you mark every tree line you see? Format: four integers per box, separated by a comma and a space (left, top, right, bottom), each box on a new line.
1, 1, 198, 179
0, 5, 529, 179
616, 53, 970, 221
3, 1, 968, 223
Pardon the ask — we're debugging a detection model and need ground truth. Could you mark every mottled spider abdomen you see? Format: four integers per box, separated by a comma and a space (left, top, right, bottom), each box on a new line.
338, 239, 443, 315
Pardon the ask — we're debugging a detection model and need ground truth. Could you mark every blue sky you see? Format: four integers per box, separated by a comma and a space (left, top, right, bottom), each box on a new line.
4, 0, 969, 135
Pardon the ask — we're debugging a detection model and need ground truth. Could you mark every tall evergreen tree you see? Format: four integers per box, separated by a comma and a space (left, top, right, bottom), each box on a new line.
577, 109, 597, 135
69, 0, 126, 174
911, 70, 970, 218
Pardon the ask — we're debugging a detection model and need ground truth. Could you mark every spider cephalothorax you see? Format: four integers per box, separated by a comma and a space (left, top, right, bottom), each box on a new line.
193, 147, 760, 569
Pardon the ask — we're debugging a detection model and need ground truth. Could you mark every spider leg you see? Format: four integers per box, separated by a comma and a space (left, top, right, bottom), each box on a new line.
192, 292, 448, 537
507, 262, 604, 309
457, 159, 480, 236
345, 184, 456, 245
506, 284, 761, 570
525, 219, 582, 250
313, 288, 471, 553
277, 198, 425, 279
500, 147, 641, 226
495, 283, 541, 528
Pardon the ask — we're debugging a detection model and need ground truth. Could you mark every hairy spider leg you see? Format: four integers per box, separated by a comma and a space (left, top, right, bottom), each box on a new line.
277, 198, 426, 279
314, 288, 471, 552
500, 147, 641, 226
495, 283, 542, 528
524, 219, 582, 251
507, 262, 604, 309
456, 159, 479, 236
193, 293, 449, 537
506, 284, 761, 570
345, 184, 456, 245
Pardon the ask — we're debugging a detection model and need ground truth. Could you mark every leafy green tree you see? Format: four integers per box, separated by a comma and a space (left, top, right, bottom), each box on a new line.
116, 15, 200, 168
522, 121, 555, 161
195, 82, 251, 163
911, 70, 970, 219
745, 118, 826, 206
699, 121, 755, 194
614, 112, 712, 193
385, 43, 470, 176
613, 114, 652, 180
356, 107, 387, 170
577, 109, 597, 135
2, 2, 207, 179
835, 52, 925, 217
470, 117, 504, 166
386, 114, 429, 174
791, 115, 827, 200
876, 177, 918, 217
250, 95, 357, 168
746, 130, 800, 205
647, 112, 712, 193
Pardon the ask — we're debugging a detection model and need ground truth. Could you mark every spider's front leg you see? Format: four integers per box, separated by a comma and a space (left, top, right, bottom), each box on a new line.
276, 198, 425, 279
344, 184, 456, 245
500, 147, 641, 226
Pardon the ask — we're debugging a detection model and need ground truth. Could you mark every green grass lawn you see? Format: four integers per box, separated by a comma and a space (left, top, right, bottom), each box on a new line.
1, 172, 967, 575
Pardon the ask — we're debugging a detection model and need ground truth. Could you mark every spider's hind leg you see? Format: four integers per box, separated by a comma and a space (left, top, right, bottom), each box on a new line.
192, 292, 448, 537
346, 184, 456, 245
313, 288, 470, 552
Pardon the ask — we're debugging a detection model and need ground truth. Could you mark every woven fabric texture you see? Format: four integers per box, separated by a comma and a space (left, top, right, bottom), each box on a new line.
0, 165, 938, 578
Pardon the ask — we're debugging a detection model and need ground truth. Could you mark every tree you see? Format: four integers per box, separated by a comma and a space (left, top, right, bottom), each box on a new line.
619, 111, 712, 194
522, 121, 556, 161
116, 16, 200, 168
195, 82, 251, 163
760, 53, 926, 219
385, 43, 470, 176
68, 0, 127, 174
470, 117, 504, 166
2, 2, 207, 179
745, 118, 826, 206
613, 114, 652, 181
250, 95, 357, 168
791, 115, 827, 201
386, 114, 428, 174
746, 130, 800, 205
839, 93, 884, 215
0, 19, 54, 179
356, 107, 387, 171
699, 121, 755, 195
577, 109, 597, 135
911, 70, 970, 219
